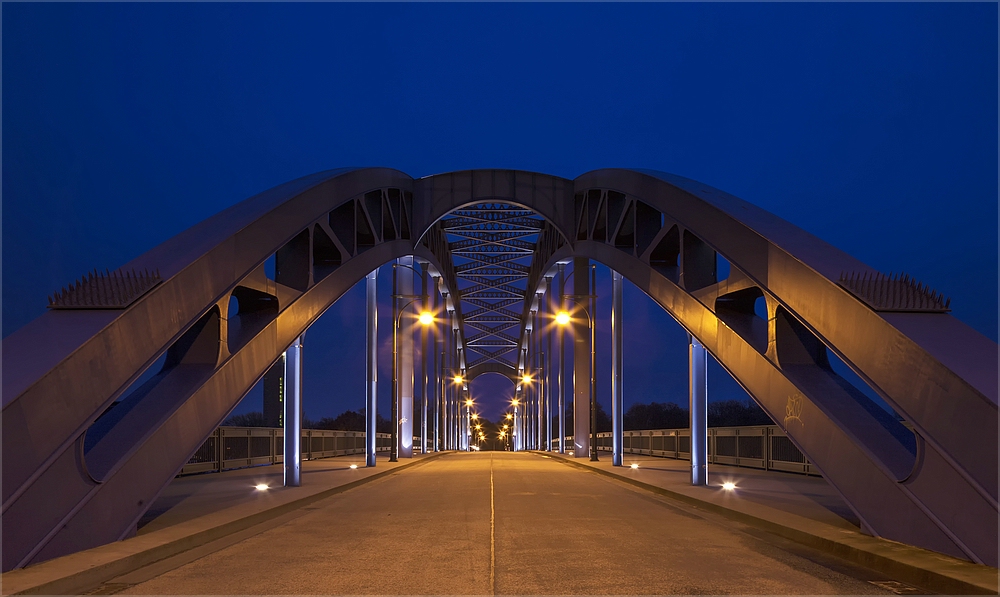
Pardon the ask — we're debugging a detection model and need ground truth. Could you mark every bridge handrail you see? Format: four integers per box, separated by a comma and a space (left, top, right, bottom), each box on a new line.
179, 427, 393, 475
182, 425, 823, 478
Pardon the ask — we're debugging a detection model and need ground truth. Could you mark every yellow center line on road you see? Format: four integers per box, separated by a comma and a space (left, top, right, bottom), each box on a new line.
490, 453, 495, 596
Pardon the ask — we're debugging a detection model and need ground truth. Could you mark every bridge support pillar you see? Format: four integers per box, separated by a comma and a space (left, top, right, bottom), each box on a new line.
612, 270, 624, 466
572, 257, 592, 458
420, 264, 429, 455
545, 276, 554, 451
366, 269, 378, 467
284, 336, 303, 487
433, 279, 441, 452
689, 335, 708, 486
557, 263, 566, 454
397, 257, 415, 458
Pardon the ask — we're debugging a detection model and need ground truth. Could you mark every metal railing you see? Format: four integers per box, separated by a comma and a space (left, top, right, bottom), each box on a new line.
183, 425, 819, 477
548, 425, 820, 476
180, 427, 396, 476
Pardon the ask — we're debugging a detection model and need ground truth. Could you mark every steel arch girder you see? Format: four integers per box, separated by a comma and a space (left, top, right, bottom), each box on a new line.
21, 240, 420, 567
571, 239, 996, 565
576, 168, 997, 502
1, 168, 463, 570
2, 168, 411, 513
2, 166, 996, 569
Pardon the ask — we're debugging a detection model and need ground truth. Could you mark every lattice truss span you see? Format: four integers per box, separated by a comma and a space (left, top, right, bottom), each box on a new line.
441, 204, 544, 373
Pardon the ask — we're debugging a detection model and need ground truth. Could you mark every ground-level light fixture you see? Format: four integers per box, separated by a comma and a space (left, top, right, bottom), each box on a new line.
349, 464, 358, 469
255, 484, 269, 491
630, 463, 639, 470
722, 481, 737, 491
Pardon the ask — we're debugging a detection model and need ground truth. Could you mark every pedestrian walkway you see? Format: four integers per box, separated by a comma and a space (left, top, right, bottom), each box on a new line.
545, 449, 997, 595
584, 449, 859, 529
1, 453, 443, 595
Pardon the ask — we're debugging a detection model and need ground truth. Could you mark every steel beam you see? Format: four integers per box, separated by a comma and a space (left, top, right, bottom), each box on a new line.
284, 337, 303, 487
572, 257, 591, 458
398, 257, 415, 458
421, 265, 429, 455
366, 269, 378, 467
612, 270, 624, 466
689, 335, 708, 486
557, 263, 566, 454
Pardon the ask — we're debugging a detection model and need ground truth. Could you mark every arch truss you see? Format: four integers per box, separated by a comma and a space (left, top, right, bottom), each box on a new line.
2, 167, 996, 573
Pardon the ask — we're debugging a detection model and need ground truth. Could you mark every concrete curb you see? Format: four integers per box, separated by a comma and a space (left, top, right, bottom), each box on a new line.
3, 452, 448, 595
539, 451, 998, 596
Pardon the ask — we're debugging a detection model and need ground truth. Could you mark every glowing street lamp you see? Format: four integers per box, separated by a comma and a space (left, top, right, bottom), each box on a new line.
464, 398, 474, 451
511, 398, 521, 451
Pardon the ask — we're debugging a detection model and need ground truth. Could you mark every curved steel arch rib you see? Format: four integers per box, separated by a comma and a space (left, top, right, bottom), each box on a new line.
536, 169, 997, 565
2, 167, 996, 569
1, 168, 458, 570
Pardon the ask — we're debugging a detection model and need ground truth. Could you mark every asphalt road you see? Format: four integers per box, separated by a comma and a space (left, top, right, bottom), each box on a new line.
115, 452, 905, 595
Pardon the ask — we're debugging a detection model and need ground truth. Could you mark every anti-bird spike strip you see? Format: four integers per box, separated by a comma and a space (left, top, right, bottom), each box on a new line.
837, 270, 950, 313
48, 268, 163, 310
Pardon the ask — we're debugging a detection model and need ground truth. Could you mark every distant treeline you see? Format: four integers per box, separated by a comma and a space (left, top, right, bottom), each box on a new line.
224, 399, 774, 432
223, 410, 393, 433
623, 399, 773, 429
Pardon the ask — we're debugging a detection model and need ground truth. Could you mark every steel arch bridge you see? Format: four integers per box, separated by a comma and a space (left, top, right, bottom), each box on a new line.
2, 168, 996, 570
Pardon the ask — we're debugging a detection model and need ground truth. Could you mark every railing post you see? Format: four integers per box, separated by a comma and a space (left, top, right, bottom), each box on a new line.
216, 428, 223, 473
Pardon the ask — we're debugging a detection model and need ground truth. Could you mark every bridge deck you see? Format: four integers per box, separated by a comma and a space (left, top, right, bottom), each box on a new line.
3, 452, 995, 595
123, 452, 890, 595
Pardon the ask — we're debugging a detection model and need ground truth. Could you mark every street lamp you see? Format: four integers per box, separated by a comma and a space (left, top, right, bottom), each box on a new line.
511, 398, 520, 451
555, 263, 599, 461
465, 398, 474, 451
391, 262, 435, 463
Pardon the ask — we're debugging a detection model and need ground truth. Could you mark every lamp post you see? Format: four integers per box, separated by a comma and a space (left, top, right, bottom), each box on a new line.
511, 398, 520, 451
451, 374, 464, 450
391, 262, 435, 463
464, 398, 474, 451
555, 271, 599, 462
520, 374, 531, 451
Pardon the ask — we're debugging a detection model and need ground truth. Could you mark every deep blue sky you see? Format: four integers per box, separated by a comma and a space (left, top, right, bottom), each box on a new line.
4, 3, 997, 423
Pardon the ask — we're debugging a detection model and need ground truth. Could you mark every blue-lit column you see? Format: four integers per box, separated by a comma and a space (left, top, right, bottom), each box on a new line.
420, 265, 429, 455
612, 270, 624, 466
557, 263, 566, 454
545, 276, 554, 451
284, 336, 303, 487
689, 335, 708, 486
572, 257, 592, 458
433, 279, 442, 452
366, 269, 378, 467
398, 256, 415, 458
